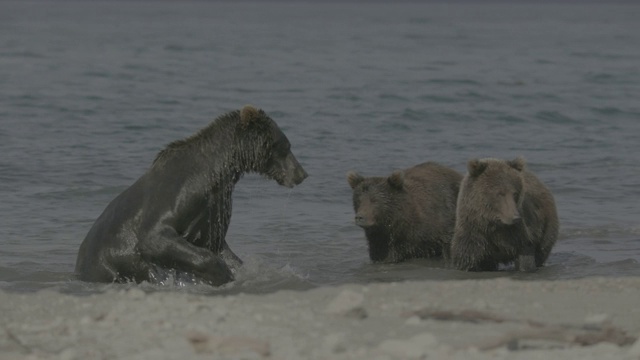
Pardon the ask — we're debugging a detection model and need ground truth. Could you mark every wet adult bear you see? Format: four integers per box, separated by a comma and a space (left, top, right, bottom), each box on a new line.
347, 162, 463, 263
75, 105, 308, 286
450, 157, 558, 272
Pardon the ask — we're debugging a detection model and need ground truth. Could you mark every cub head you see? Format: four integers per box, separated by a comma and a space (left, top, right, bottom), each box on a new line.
238, 105, 308, 188
462, 157, 525, 226
346, 169, 406, 228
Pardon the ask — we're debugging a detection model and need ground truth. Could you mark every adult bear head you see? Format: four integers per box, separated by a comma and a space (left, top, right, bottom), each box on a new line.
153, 104, 308, 189
237, 104, 308, 188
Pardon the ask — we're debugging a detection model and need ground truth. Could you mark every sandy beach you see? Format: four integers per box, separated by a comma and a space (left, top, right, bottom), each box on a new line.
2, 277, 640, 360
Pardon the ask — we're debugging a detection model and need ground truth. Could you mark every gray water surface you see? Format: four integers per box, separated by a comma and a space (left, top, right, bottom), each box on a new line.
1, 2, 639, 295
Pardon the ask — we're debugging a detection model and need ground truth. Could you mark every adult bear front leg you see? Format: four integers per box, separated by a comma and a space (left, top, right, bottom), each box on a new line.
197, 183, 243, 270
137, 228, 234, 286
221, 240, 243, 269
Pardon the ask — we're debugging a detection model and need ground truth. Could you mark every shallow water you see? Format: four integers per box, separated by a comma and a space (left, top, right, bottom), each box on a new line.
1, 1, 639, 295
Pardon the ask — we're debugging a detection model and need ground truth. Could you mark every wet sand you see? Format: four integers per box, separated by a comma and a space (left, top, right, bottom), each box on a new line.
1, 277, 640, 359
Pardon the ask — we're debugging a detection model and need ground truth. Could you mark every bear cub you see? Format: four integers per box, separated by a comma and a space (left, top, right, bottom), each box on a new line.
347, 162, 463, 263
450, 157, 559, 272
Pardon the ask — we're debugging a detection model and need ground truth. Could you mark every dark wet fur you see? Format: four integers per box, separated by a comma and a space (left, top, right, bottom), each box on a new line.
75, 106, 308, 286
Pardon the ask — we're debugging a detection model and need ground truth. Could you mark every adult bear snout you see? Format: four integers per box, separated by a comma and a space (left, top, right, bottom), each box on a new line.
294, 166, 309, 185
283, 152, 308, 187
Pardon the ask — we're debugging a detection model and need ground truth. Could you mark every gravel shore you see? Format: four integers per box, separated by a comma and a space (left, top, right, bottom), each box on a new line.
2, 277, 640, 359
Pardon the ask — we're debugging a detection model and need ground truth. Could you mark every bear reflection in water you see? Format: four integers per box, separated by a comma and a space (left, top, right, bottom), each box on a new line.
75, 105, 308, 286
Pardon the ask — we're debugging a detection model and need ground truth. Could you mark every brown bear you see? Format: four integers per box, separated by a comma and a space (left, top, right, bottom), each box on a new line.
450, 157, 559, 272
347, 162, 463, 263
75, 105, 308, 286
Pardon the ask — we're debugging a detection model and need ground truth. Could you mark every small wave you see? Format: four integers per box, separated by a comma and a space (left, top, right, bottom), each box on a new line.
231, 260, 313, 294
31, 185, 127, 200
590, 106, 624, 116
426, 78, 480, 86
497, 80, 526, 87
163, 44, 187, 52
376, 120, 411, 132
0, 266, 76, 293
163, 44, 212, 53
534, 59, 555, 65
2, 50, 45, 59
408, 17, 432, 24
548, 254, 640, 279
399, 108, 429, 122
496, 114, 527, 124
562, 225, 640, 239
456, 90, 495, 101
80, 257, 316, 296
534, 110, 578, 124
555, 226, 640, 269
402, 33, 426, 40
234, 256, 310, 281
417, 94, 458, 104
327, 93, 362, 102
229, 87, 261, 94
378, 93, 409, 102
584, 72, 619, 85
82, 70, 111, 79
123, 123, 163, 131
570, 51, 631, 61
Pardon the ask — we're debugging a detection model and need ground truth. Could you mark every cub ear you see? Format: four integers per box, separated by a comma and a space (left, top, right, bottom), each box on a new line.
467, 159, 488, 177
387, 170, 405, 190
239, 104, 261, 128
346, 171, 364, 189
509, 156, 526, 172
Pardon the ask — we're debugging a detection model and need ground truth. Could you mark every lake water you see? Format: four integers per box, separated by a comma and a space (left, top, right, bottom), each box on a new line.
1, 1, 639, 295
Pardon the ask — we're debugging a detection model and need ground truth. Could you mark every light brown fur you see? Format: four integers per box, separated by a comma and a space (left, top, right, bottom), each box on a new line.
451, 157, 559, 271
347, 162, 463, 262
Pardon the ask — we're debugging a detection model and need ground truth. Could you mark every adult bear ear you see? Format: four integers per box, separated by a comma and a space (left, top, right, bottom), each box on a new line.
387, 170, 405, 190
467, 159, 487, 177
347, 171, 364, 189
239, 104, 261, 128
508, 156, 526, 172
